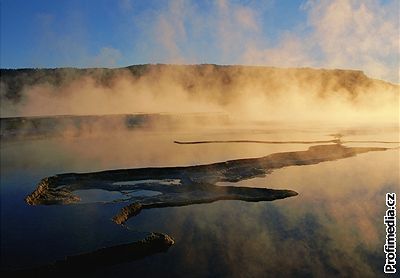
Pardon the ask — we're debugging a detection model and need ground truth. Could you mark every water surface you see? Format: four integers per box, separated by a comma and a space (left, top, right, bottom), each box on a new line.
1, 125, 398, 277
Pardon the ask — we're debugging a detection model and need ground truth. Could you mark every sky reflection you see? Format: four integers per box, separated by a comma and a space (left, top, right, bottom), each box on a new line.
1, 127, 398, 277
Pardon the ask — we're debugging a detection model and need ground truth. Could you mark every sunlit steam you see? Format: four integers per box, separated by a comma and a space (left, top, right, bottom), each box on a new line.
1, 66, 398, 127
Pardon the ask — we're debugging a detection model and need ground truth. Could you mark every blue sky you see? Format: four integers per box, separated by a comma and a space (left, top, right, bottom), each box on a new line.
1, 0, 398, 82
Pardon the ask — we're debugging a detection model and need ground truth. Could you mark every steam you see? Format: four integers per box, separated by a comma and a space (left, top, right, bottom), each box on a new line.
1, 66, 398, 127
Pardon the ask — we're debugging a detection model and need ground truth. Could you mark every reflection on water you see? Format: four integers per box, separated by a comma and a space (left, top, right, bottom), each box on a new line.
72, 189, 163, 204
113, 179, 181, 186
73, 189, 127, 203
1, 125, 399, 277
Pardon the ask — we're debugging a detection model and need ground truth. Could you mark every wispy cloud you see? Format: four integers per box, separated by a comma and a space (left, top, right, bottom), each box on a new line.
238, 0, 399, 82
30, 0, 399, 82
303, 0, 399, 82
122, 0, 398, 82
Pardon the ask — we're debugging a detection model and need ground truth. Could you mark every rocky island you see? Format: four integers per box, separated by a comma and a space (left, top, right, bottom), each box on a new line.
26, 144, 388, 225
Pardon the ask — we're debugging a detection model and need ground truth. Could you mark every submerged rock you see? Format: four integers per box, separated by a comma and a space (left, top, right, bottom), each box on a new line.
6, 232, 174, 276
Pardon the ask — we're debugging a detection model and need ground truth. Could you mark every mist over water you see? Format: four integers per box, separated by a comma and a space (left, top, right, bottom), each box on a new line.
0, 66, 398, 276
1, 124, 398, 277
0, 65, 398, 278
1, 0, 399, 276
1, 65, 398, 127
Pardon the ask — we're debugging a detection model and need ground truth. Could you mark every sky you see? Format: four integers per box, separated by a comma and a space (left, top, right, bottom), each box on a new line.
1, 0, 399, 82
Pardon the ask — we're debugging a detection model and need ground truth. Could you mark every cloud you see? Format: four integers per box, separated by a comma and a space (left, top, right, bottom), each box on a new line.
122, 0, 267, 64
154, 0, 188, 62
304, 0, 399, 82
125, 0, 398, 82
28, 0, 399, 82
242, 0, 399, 82
243, 32, 315, 68
214, 0, 260, 57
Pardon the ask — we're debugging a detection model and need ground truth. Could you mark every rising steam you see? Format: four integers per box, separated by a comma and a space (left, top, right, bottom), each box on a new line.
0, 65, 398, 126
